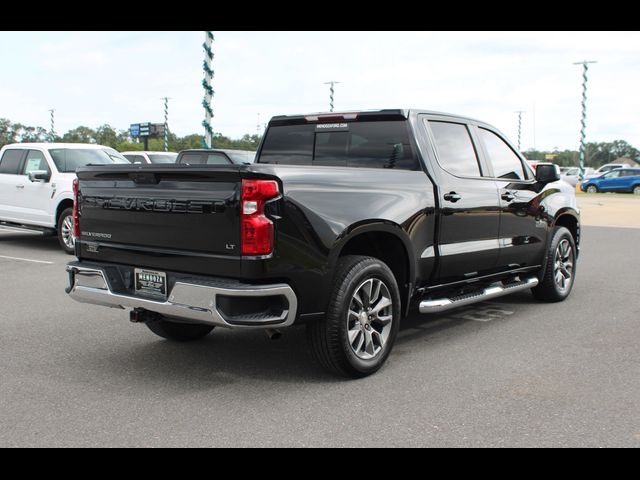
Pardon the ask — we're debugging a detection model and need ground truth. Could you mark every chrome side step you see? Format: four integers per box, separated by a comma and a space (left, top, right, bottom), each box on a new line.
419, 277, 539, 314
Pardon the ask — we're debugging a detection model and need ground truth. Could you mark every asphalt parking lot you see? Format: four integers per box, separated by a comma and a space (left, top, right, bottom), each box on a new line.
1, 200, 639, 447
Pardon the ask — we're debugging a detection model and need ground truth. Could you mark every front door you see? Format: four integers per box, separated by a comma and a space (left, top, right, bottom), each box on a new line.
19, 149, 53, 226
475, 126, 546, 270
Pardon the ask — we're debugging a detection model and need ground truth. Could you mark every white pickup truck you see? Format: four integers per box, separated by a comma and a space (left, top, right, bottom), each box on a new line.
0, 143, 129, 253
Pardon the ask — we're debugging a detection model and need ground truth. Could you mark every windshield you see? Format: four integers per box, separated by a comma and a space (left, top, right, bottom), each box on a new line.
102, 148, 130, 164
147, 153, 178, 164
226, 151, 255, 164
565, 168, 579, 175
49, 148, 129, 173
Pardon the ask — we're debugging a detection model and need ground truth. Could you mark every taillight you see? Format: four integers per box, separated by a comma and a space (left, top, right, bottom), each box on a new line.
241, 179, 279, 256
72, 177, 80, 239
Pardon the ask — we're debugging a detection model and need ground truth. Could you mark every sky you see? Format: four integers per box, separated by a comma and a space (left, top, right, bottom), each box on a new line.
1, 30, 639, 151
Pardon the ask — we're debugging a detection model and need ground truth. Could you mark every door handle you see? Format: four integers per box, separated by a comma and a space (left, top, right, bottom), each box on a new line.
501, 192, 516, 202
443, 192, 461, 202
15, 184, 25, 189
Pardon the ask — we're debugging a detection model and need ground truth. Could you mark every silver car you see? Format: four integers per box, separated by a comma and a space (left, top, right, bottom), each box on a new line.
561, 167, 596, 187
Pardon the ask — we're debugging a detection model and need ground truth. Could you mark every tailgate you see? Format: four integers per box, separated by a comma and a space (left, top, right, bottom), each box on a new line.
76, 166, 244, 272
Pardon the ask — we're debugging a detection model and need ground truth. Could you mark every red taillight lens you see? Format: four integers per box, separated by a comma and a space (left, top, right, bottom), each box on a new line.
241, 179, 279, 256
72, 177, 80, 239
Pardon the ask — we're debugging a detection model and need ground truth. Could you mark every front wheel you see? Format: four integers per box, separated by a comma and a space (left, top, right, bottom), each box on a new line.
307, 255, 401, 378
146, 316, 214, 341
57, 208, 75, 255
586, 184, 598, 193
633, 185, 640, 195
532, 226, 577, 302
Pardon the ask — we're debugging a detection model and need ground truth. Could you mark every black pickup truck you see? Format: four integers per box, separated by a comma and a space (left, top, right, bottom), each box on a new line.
66, 109, 579, 378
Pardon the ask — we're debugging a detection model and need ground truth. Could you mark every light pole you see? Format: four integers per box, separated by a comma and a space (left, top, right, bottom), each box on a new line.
48, 109, 55, 142
162, 97, 171, 152
202, 31, 215, 148
514, 110, 525, 151
574, 60, 597, 179
324, 81, 340, 112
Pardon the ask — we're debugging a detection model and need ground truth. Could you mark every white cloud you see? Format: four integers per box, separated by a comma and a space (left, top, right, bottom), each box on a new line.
1, 31, 639, 151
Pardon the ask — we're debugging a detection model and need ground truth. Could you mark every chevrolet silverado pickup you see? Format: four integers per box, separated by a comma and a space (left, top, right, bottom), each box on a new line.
65, 109, 580, 378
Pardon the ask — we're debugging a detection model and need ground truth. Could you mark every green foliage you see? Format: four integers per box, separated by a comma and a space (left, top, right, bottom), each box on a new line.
0, 118, 263, 153
524, 140, 639, 168
61, 126, 97, 144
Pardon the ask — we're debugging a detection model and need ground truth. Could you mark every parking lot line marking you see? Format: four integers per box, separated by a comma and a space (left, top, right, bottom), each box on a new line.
0, 255, 54, 265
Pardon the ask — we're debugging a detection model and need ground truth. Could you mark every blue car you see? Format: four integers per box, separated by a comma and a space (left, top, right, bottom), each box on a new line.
581, 168, 640, 194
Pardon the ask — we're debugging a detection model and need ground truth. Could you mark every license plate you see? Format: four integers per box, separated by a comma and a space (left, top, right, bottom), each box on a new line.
134, 268, 167, 299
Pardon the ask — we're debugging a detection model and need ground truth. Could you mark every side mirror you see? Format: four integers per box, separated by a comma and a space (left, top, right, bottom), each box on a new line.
28, 170, 50, 183
535, 163, 560, 183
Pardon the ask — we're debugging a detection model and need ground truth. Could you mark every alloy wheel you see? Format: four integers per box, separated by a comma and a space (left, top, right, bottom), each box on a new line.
554, 238, 574, 294
347, 278, 394, 360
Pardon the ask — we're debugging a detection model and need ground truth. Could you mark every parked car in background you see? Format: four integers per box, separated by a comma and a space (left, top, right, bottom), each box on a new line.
176, 149, 256, 165
526, 160, 539, 172
581, 168, 640, 194
584, 163, 630, 179
561, 166, 596, 187
0, 143, 130, 254
121, 151, 178, 164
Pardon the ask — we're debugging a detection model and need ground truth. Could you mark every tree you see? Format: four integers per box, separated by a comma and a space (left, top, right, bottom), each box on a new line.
0, 118, 19, 147
62, 126, 97, 144
95, 124, 118, 148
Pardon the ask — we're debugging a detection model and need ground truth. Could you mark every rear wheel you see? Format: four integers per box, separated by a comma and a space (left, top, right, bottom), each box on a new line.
57, 208, 75, 255
532, 226, 577, 302
146, 316, 214, 341
633, 185, 640, 195
586, 184, 598, 193
307, 255, 401, 378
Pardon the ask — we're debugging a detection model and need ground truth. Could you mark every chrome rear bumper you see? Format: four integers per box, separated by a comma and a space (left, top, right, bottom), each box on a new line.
66, 263, 297, 329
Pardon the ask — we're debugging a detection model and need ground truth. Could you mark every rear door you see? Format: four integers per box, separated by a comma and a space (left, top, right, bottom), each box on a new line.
0, 148, 27, 221
422, 117, 501, 284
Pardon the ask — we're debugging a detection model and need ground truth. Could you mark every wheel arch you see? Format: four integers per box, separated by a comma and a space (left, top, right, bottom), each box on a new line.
55, 198, 74, 228
553, 210, 580, 250
330, 221, 416, 317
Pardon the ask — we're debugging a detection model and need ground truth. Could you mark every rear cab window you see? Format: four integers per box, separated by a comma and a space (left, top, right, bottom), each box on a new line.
0, 149, 25, 175
427, 121, 482, 177
258, 120, 418, 170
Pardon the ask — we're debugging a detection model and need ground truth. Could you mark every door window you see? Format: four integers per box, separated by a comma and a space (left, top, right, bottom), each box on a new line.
23, 150, 48, 175
478, 128, 527, 180
428, 121, 482, 177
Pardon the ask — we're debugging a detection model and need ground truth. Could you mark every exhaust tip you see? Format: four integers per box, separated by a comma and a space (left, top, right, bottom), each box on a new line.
265, 328, 282, 340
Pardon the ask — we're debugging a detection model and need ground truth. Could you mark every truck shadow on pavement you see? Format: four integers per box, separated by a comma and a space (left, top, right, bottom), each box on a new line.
0, 231, 61, 253
76, 295, 529, 387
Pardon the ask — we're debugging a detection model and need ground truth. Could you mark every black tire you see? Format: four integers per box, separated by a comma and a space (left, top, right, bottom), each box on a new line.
586, 184, 598, 193
307, 255, 401, 378
56, 208, 75, 255
633, 185, 640, 195
532, 226, 577, 302
146, 316, 214, 341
